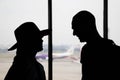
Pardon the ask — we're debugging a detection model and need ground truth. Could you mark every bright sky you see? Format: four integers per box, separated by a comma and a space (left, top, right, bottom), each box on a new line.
0, 0, 120, 47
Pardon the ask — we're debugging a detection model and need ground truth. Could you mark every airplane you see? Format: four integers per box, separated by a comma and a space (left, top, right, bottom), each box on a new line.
35, 46, 75, 61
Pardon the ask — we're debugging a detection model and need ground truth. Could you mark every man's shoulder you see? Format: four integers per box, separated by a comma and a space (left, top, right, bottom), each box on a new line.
101, 38, 120, 52
98, 38, 114, 46
83, 38, 119, 50
101, 38, 113, 44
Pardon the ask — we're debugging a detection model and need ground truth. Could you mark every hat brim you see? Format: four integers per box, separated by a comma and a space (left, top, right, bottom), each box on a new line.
8, 43, 17, 51
40, 29, 50, 37
8, 29, 50, 51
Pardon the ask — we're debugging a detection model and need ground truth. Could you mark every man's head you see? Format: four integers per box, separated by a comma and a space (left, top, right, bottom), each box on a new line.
72, 10, 98, 42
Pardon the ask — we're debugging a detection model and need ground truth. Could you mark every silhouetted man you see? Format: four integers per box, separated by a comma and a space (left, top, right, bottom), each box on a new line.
4, 22, 49, 80
72, 10, 118, 80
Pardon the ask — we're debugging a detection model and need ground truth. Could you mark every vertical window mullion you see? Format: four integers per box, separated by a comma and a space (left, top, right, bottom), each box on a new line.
48, 0, 53, 80
103, 0, 108, 39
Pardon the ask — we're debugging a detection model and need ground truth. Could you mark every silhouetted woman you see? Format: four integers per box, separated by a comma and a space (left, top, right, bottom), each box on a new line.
4, 22, 49, 80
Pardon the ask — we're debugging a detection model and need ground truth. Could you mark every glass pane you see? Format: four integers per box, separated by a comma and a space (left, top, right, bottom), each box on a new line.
0, 0, 48, 80
109, 0, 120, 45
53, 0, 103, 80
0, 0, 104, 80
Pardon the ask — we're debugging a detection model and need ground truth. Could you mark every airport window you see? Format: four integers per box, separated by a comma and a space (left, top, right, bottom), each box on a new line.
0, 0, 48, 80
52, 0, 103, 80
2, 0, 120, 80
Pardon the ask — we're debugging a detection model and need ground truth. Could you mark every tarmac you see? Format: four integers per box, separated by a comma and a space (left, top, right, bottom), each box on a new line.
0, 52, 81, 80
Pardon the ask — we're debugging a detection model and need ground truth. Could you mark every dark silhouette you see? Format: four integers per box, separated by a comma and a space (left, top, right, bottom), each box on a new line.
4, 22, 49, 80
72, 10, 119, 80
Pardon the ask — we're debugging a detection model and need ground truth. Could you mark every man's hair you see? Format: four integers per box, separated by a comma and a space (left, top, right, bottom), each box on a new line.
72, 10, 97, 32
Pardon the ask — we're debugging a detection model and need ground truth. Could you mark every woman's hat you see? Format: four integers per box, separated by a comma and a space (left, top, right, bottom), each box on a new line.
8, 22, 50, 51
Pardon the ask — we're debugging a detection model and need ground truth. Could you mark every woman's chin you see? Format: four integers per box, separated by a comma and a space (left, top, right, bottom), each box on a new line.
37, 48, 43, 52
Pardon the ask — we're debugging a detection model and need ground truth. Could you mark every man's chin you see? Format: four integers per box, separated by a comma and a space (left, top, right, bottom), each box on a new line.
79, 39, 85, 42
